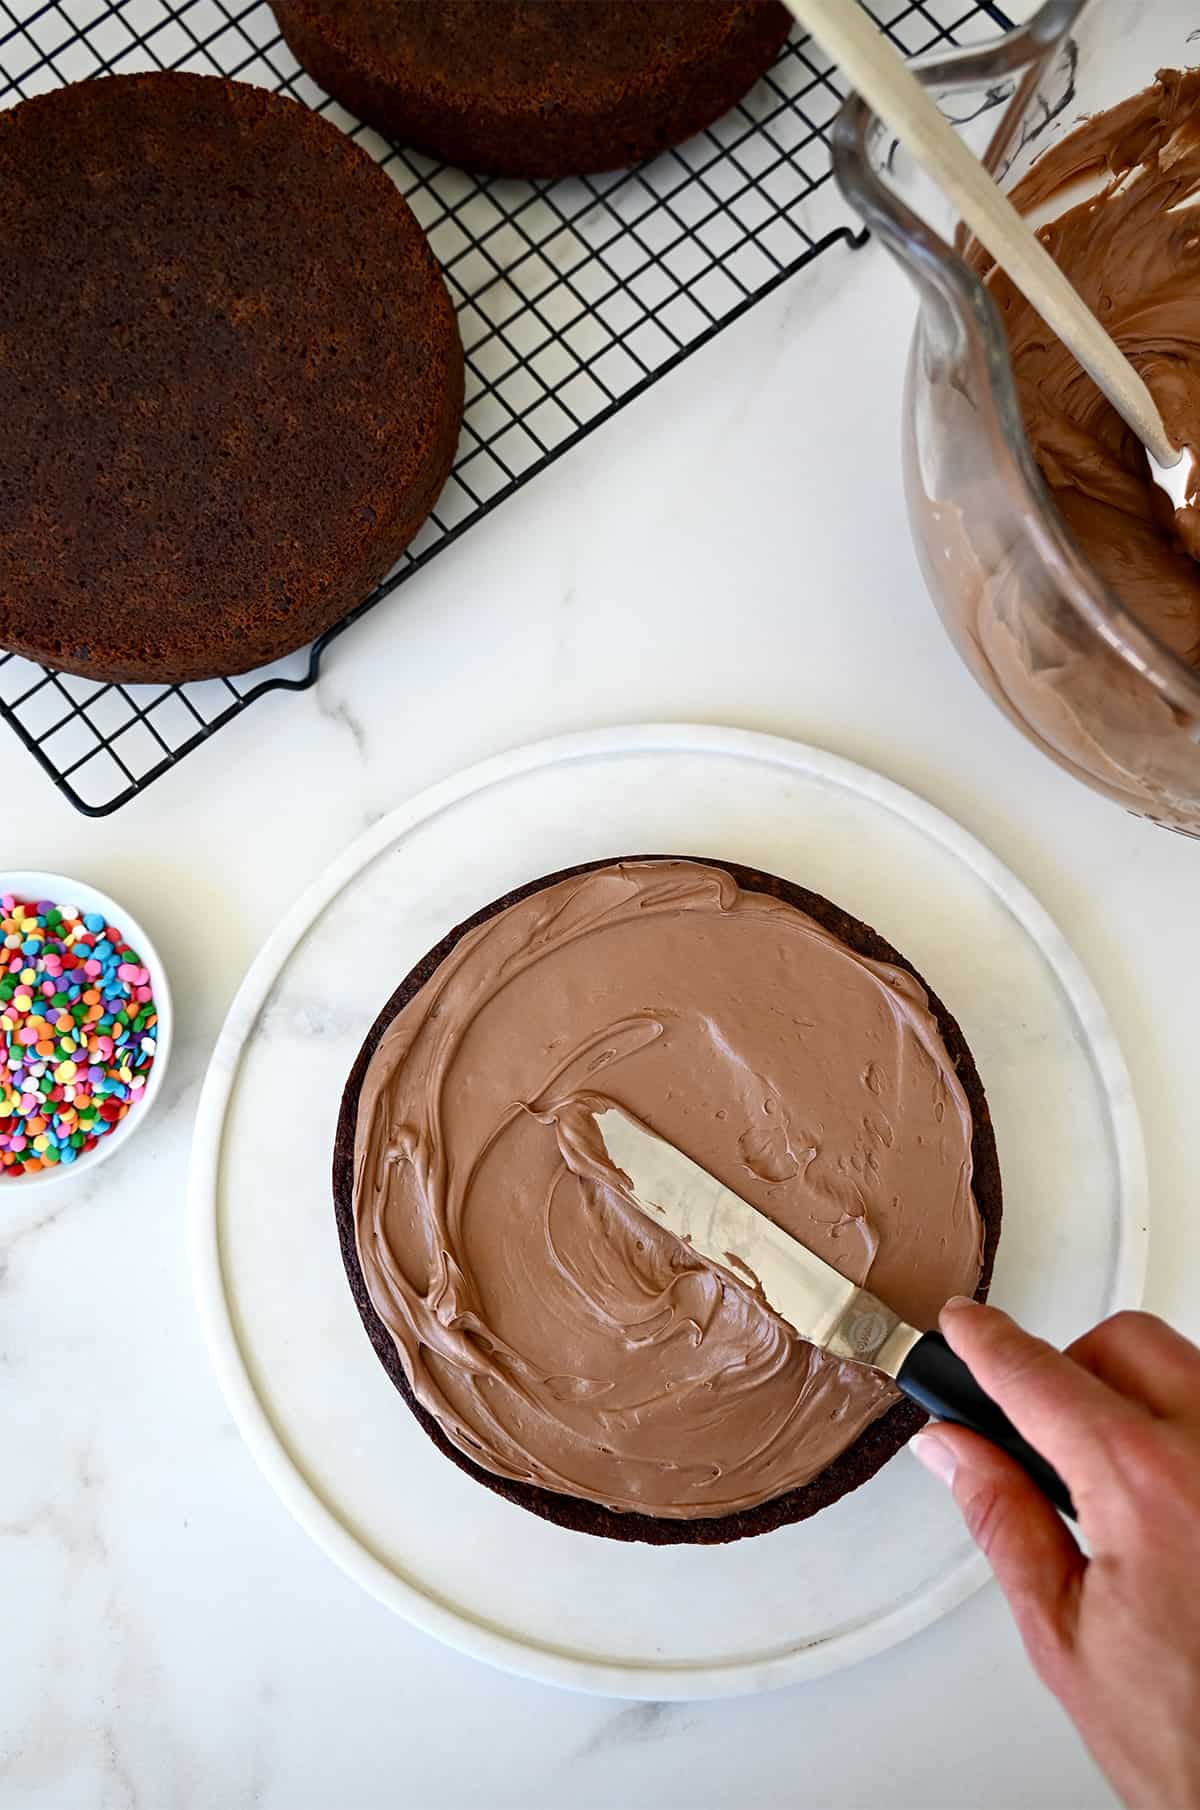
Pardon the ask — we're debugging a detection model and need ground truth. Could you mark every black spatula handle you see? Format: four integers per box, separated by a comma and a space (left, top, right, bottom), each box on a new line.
898, 1331, 1076, 1520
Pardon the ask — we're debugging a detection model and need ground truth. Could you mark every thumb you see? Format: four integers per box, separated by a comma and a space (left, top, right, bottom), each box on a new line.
912, 1423, 1086, 1687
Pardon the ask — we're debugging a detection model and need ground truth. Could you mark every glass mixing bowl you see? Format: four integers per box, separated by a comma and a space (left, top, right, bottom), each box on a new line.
833, 0, 1200, 835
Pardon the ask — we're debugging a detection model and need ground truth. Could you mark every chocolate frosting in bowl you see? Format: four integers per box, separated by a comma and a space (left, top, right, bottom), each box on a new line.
991, 69, 1200, 665
350, 860, 984, 1521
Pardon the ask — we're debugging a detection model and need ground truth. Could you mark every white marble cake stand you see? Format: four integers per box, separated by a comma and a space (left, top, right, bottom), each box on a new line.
189, 725, 1147, 1700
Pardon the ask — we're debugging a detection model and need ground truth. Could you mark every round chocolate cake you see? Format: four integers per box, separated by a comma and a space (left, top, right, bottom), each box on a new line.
0, 72, 463, 685
334, 857, 1001, 1546
272, 0, 792, 179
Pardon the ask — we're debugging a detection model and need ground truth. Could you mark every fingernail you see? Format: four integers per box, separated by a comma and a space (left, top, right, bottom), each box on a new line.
912, 1430, 958, 1488
942, 1294, 977, 1314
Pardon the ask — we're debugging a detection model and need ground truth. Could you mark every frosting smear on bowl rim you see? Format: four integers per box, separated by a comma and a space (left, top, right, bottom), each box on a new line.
991, 68, 1200, 667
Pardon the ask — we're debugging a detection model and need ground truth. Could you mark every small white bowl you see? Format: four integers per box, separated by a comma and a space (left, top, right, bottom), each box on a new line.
0, 870, 173, 1189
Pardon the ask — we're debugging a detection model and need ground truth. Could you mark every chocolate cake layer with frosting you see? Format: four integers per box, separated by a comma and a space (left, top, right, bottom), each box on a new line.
334, 858, 1000, 1543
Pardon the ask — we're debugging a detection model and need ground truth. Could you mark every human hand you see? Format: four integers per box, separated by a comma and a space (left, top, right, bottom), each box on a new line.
912, 1301, 1200, 1810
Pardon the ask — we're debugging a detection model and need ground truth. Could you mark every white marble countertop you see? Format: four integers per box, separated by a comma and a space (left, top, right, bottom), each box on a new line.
4, 208, 1198, 1810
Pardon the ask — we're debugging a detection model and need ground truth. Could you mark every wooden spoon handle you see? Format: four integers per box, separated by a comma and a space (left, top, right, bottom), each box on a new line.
785, 0, 1177, 466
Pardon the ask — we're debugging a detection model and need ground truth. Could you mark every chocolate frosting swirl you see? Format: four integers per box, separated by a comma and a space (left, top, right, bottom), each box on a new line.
352, 861, 983, 1518
993, 69, 1200, 665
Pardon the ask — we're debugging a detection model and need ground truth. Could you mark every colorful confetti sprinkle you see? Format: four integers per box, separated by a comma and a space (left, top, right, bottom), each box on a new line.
0, 894, 157, 1178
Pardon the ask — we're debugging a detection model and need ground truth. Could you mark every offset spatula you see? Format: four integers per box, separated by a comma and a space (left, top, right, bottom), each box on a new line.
594, 1108, 1074, 1519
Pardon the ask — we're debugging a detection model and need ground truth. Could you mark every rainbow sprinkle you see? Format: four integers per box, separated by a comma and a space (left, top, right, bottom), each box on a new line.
0, 894, 157, 1177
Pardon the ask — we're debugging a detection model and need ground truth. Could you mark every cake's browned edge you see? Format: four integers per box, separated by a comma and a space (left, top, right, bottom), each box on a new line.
332, 856, 1002, 1547
273, 2, 792, 180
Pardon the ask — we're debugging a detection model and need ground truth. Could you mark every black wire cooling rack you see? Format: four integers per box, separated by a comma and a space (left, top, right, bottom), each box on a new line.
1, 0, 1011, 815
